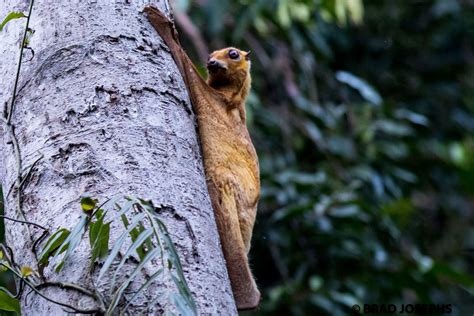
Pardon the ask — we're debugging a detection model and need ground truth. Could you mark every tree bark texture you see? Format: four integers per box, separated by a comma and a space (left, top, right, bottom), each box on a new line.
0, 0, 236, 314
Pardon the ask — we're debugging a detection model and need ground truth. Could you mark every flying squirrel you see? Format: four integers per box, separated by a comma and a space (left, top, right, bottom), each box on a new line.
144, 6, 261, 310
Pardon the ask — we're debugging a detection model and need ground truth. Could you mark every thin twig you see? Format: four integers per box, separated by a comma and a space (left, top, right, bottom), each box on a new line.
32, 229, 49, 259
6, 152, 43, 199
36, 281, 98, 300
0, 215, 48, 230
94, 288, 108, 313
0, 243, 16, 268
18, 153, 43, 191
1, 263, 102, 314
5, 124, 33, 242
6, 0, 35, 124
16, 279, 25, 299
7, 126, 22, 197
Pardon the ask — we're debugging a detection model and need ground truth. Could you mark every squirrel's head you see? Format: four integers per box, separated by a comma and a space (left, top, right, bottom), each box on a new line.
206, 47, 251, 87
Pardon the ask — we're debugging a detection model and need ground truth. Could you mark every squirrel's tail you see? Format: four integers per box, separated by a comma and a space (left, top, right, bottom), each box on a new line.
208, 178, 261, 310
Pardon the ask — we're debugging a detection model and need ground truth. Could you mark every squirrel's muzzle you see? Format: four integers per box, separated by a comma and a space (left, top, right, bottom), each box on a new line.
207, 59, 227, 73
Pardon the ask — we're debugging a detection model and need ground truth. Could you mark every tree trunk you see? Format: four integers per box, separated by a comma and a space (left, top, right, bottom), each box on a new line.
0, 0, 236, 314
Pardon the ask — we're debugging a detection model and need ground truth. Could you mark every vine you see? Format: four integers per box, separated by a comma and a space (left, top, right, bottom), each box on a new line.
1, 0, 37, 241
0, 2, 197, 314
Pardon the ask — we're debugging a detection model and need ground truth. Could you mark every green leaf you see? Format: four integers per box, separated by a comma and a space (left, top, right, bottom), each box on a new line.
289, 3, 310, 23
329, 205, 360, 218
54, 215, 88, 272
171, 291, 197, 316
431, 262, 474, 288
334, 0, 347, 25
123, 268, 163, 312
113, 198, 136, 219
89, 210, 110, 264
272, 203, 312, 222
346, 0, 364, 24
330, 291, 360, 307
21, 27, 34, 49
309, 276, 324, 291
0, 286, 15, 298
373, 119, 413, 137
106, 248, 161, 315
39, 228, 70, 265
277, 0, 291, 28
100, 195, 126, 215
111, 227, 154, 290
98, 213, 146, 282
0, 12, 26, 32
121, 213, 148, 260
336, 71, 382, 105
81, 196, 98, 213
20, 266, 34, 277
156, 219, 196, 313
141, 202, 197, 313
0, 289, 20, 313
394, 109, 429, 126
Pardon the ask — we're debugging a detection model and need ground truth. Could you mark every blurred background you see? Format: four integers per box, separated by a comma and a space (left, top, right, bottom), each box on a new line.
173, 0, 474, 314
1, 0, 474, 315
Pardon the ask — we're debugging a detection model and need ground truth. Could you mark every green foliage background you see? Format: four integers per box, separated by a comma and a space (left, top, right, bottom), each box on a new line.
176, 0, 474, 314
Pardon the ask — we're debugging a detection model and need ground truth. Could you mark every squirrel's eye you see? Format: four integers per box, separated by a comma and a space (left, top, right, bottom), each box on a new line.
228, 49, 240, 60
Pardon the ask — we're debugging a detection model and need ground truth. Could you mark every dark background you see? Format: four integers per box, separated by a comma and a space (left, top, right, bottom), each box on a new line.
176, 0, 474, 314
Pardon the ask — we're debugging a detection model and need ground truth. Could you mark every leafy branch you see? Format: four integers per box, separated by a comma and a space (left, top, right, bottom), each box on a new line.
0, 196, 198, 315
0, 197, 197, 315
0, 260, 101, 314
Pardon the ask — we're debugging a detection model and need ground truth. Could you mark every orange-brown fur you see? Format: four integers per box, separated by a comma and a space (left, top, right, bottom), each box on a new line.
206, 47, 251, 124
144, 7, 261, 310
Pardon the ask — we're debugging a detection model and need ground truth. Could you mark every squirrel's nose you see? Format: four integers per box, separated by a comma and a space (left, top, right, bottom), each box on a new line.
208, 60, 218, 67
207, 59, 225, 73
207, 60, 222, 70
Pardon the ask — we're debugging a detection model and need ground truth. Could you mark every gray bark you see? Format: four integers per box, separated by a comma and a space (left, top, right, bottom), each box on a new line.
0, 0, 236, 314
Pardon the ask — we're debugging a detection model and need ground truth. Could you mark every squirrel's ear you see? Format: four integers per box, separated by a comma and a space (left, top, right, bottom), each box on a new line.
245, 50, 251, 60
